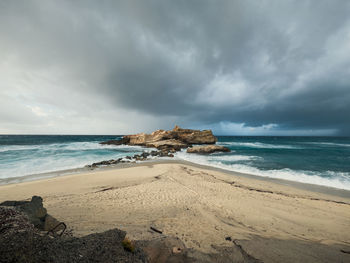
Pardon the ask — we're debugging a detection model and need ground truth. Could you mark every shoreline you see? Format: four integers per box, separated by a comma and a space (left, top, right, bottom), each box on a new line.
1, 158, 350, 199
0, 161, 349, 262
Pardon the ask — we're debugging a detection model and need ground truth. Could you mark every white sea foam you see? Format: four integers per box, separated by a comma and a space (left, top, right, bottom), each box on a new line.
307, 142, 350, 147
175, 151, 350, 190
175, 150, 259, 166
0, 145, 41, 152
0, 141, 147, 153
0, 141, 146, 179
217, 142, 299, 149
2, 140, 349, 190
206, 154, 260, 162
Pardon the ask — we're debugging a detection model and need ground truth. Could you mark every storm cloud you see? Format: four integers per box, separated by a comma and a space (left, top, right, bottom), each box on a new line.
1, 0, 349, 135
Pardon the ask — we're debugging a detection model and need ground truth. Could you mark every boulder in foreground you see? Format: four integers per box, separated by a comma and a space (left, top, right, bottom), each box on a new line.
187, 145, 231, 154
0, 199, 146, 263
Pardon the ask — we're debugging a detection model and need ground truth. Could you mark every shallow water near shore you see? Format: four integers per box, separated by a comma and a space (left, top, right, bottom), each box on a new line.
0, 135, 349, 190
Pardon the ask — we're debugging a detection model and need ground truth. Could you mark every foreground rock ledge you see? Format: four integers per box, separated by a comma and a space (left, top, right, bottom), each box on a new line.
0, 198, 147, 263
1, 197, 261, 263
187, 145, 231, 154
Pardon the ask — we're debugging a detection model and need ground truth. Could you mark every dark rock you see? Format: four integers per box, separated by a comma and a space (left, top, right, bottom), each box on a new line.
159, 151, 169, 157
91, 160, 111, 166
1, 196, 47, 229
0, 206, 147, 263
141, 152, 150, 158
110, 159, 120, 164
100, 137, 130, 145
150, 151, 159, 156
0, 196, 66, 236
0, 206, 35, 237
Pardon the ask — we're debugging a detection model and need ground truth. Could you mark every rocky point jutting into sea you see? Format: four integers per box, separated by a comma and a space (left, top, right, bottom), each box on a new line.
91, 126, 230, 167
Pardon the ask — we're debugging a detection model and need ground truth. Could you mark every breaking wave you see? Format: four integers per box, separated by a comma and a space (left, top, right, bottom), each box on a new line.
175, 150, 350, 190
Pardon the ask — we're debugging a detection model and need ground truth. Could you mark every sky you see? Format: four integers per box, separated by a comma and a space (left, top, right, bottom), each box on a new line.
0, 0, 349, 135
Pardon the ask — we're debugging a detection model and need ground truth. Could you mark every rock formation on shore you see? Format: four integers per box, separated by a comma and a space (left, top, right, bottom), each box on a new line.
123, 126, 217, 146
93, 126, 230, 168
187, 145, 231, 154
100, 126, 229, 155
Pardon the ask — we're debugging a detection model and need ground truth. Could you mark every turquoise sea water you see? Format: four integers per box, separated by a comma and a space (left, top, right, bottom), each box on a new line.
0, 135, 349, 190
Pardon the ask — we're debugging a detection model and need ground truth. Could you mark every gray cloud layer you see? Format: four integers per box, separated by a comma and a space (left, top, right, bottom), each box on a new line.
1, 0, 349, 135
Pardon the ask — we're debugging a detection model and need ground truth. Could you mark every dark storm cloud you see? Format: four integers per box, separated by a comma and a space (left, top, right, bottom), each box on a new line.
0, 0, 350, 134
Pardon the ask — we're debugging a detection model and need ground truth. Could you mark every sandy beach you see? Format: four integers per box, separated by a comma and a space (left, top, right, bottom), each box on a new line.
1, 161, 349, 262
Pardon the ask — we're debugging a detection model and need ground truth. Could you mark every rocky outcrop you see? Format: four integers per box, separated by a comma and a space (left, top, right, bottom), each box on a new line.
100, 137, 130, 146
0, 196, 65, 233
0, 198, 147, 263
100, 126, 217, 152
1, 196, 48, 229
171, 126, 217, 144
145, 139, 188, 151
95, 126, 225, 167
0, 207, 146, 262
187, 145, 231, 154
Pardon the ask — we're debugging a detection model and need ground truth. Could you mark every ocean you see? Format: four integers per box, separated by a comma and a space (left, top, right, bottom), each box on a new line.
0, 135, 349, 190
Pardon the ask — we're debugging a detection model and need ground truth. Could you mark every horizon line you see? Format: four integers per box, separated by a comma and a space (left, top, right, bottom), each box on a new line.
0, 133, 348, 137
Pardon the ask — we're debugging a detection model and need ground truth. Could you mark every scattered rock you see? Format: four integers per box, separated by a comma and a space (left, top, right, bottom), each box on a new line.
150, 150, 159, 156
141, 152, 150, 158
87, 148, 178, 168
187, 145, 231, 154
